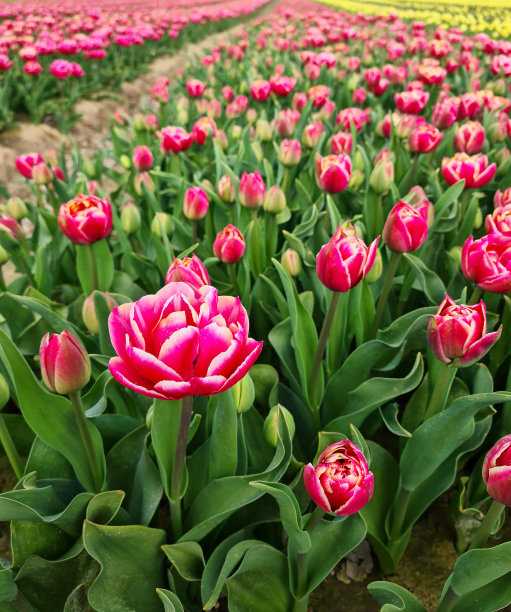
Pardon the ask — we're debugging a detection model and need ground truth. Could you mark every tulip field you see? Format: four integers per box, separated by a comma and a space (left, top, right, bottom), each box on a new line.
2, 0, 511, 609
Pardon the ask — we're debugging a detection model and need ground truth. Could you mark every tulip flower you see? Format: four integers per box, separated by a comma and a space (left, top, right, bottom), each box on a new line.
192, 116, 217, 145
316, 222, 379, 292
303, 440, 374, 515
485, 204, 511, 236
383, 199, 429, 253
58, 194, 112, 245
16, 153, 44, 179
427, 295, 501, 366
82, 292, 118, 334
278, 139, 302, 166
159, 126, 193, 154
483, 435, 511, 507
183, 187, 209, 220
108, 282, 263, 400
249, 79, 271, 101
461, 233, 511, 293
453, 121, 485, 154
39, 330, 91, 395
217, 174, 235, 203
281, 248, 302, 276
239, 171, 266, 209
132, 145, 154, 171
302, 122, 324, 148
270, 75, 296, 96
441, 153, 496, 189
395, 90, 430, 114
165, 254, 209, 287
409, 123, 443, 154
213, 225, 245, 264
330, 131, 353, 155
186, 78, 206, 98
315, 154, 352, 194
432, 99, 459, 129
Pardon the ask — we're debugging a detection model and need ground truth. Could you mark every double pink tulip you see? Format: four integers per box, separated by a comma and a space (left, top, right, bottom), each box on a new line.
58, 194, 112, 245
441, 153, 496, 189
483, 435, 511, 507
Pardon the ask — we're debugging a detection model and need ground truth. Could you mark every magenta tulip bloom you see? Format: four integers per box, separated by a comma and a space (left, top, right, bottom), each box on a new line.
315, 154, 352, 193
213, 225, 245, 264
427, 295, 501, 367
304, 440, 374, 516
40, 330, 91, 395
159, 126, 193, 154
383, 199, 429, 253
239, 171, 266, 209
454, 121, 485, 155
132, 145, 154, 171
183, 186, 209, 220
461, 233, 511, 293
249, 79, 271, 101
409, 123, 443, 154
165, 254, 209, 288
316, 223, 379, 292
108, 282, 263, 400
483, 435, 511, 507
441, 153, 496, 189
58, 194, 112, 245
16, 152, 44, 179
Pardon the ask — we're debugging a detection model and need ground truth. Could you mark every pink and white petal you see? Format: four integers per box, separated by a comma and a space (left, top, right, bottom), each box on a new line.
456, 328, 502, 366
153, 378, 192, 400
303, 464, 332, 512
218, 340, 263, 392
194, 323, 233, 376
109, 303, 134, 359
152, 311, 187, 349
109, 357, 168, 399
191, 375, 226, 396
158, 326, 199, 380
205, 338, 243, 377
126, 345, 182, 383
427, 318, 450, 363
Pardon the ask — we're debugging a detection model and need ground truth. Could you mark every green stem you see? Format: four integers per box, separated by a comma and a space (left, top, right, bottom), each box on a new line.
170, 395, 194, 541
69, 391, 103, 492
310, 291, 342, 409
0, 413, 24, 480
370, 251, 401, 339
191, 220, 197, 245
87, 244, 99, 292
404, 153, 419, 194
424, 363, 457, 420
469, 499, 505, 550
227, 264, 241, 297
389, 488, 411, 543
468, 285, 483, 305
282, 167, 291, 207
0, 267, 6, 292
34, 184, 45, 209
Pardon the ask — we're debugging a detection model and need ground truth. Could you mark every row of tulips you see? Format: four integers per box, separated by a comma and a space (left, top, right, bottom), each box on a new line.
0, 0, 268, 130
1, 0, 511, 611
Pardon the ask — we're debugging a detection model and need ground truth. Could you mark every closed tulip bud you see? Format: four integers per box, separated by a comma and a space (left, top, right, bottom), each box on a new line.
120, 155, 131, 169
448, 246, 462, 267
474, 207, 483, 229
231, 374, 255, 414
183, 186, 209, 220
264, 185, 286, 213
427, 295, 501, 366
39, 330, 91, 394
281, 248, 302, 276
230, 125, 242, 140
133, 113, 146, 131
256, 119, 273, 141
483, 435, 511, 507
302, 122, 324, 148
120, 201, 141, 235
383, 199, 429, 253
246, 108, 257, 124
217, 174, 235, 203
82, 291, 118, 333
365, 248, 382, 283
7, 197, 27, 220
165, 254, 209, 287
132, 145, 154, 171
134, 172, 155, 195
239, 171, 266, 209
83, 159, 95, 177
315, 154, 352, 193
177, 109, 189, 125
263, 404, 295, 447
32, 162, 53, 185
279, 139, 302, 166
151, 212, 174, 237
304, 440, 374, 515
44, 149, 59, 167
369, 156, 394, 194
213, 224, 245, 263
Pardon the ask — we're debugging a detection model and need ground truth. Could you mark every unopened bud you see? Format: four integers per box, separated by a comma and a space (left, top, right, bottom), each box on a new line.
232, 374, 255, 414
281, 248, 302, 276
7, 197, 27, 220
120, 201, 141, 235
365, 248, 382, 283
120, 155, 131, 170
263, 404, 296, 447
151, 212, 174, 237
82, 291, 118, 333
264, 185, 286, 213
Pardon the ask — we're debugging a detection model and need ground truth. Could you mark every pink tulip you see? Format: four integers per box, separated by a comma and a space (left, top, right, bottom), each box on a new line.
159, 126, 193, 154
132, 145, 153, 171
427, 295, 501, 366
217, 174, 235, 203
409, 123, 443, 154
316, 222, 379, 292
441, 153, 496, 189
239, 171, 266, 209
494, 188, 511, 209
307, 84, 330, 108
461, 233, 511, 293
315, 154, 352, 193
39, 330, 91, 395
186, 78, 206, 98
395, 90, 430, 114
432, 98, 459, 129
249, 79, 271, 101
302, 122, 324, 148
485, 204, 511, 236
183, 187, 209, 220
192, 116, 216, 146
0, 213, 24, 242
383, 200, 429, 253
453, 121, 485, 155
279, 139, 302, 166
330, 131, 352, 155
58, 194, 112, 245
270, 75, 296, 96
16, 153, 44, 179
108, 282, 263, 400
165, 254, 209, 287
483, 435, 511, 507
336, 107, 370, 132
303, 441, 374, 516
213, 225, 245, 264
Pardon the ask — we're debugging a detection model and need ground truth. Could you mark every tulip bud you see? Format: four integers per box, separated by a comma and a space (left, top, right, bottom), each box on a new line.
256, 119, 273, 142
281, 248, 302, 276
263, 404, 295, 447
279, 139, 302, 166
82, 291, 118, 333
264, 185, 286, 214
315, 154, 352, 193
383, 200, 429, 253
7, 197, 27, 220
231, 374, 255, 414
120, 155, 131, 170
482, 434, 511, 507
165, 254, 209, 287
497, 150, 511, 178
230, 125, 242, 140
32, 162, 53, 185
369, 154, 394, 194
365, 248, 383, 283
183, 186, 209, 220
134, 172, 155, 196
214, 129, 228, 151
83, 159, 96, 178
348, 169, 364, 189
120, 201, 141, 235
447, 246, 462, 268
213, 225, 245, 263
133, 113, 146, 131
217, 174, 235, 203
151, 212, 174, 237
0, 244, 8, 265
474, 206, 483, 230
39, 330, 91, 394
132, 145, 154, 171
239, 171, 266, 209
246, 108, 257, 124
44, 149, 59, 167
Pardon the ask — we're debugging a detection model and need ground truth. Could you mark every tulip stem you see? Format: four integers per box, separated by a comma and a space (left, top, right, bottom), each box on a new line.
86, 244, 99, 292
0, 413, 24, 480
424, 363, 457, 420
370, 251, 401, 339
468, 285, 483, 305
282, 167, 292, 206
170, 395, 194, 541
404, 153, 419, 194
69, 391, 103, 492
311, 291, 341, 410
469, 499, 505, 551
191, 220, 197, 245
227, 264, 241, 297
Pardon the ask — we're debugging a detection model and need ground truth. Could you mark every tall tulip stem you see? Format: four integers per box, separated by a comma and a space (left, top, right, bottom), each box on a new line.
424, 363, 457, 420
468, 285, 483, 305
371, 251, 401, 339
69, 391, 103, 492
170, 395, 194, 540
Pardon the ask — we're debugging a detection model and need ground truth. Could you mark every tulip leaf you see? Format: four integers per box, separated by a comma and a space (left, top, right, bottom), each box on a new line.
225, 544, 292, 612
151, 398, 182, 501
402, 253, 446, 304
83, 521, 166, 612
433, 179, 465, 219
273, 259, 321, 407
0, 569, 16, 602
368, 581, 427, 611
156, 589, 185, 612
268, 318, 300, 392
83, 370, 112, 417
162, 542, 205, 582
0, 327, 106, 493
86, 491, 124, 525
400, 392, 511, 492
380, 403, 412, 438
76, 240, 114, 296
180, 408, 292, 542
209, 390, 238, 480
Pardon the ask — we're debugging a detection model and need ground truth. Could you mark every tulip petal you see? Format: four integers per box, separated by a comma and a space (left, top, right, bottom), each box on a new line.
153, 379, 193, 399
218, 339, 263, 391
456, 328, 502, 366
158, 326, 199, 380
127, 345, 182, 383
194, 322, 234, 377
108, 303, 134, 359
191, 375, 226, 395
109, 357, 168, 400
303, 464, 332, 512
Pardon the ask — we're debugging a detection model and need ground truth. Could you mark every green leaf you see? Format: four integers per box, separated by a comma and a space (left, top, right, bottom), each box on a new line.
181, 408, 292, 542
83, 521, 166, 612
246, 219, 266, 279
209, 390, 238, 480
0, 328, 105, 492
83, 370, 111, 417
433, 180, 465, 222
156, 589, 184, 612
92, 292, 115, 356
368, 581, 427, 611
162, 542, 205, 581
76, 240, 114, 295
380, 403, 412, 438
151, 399, 182, 501
0, 569, 16, 602
403, 253, 446, 304
86, 491, 124, 525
